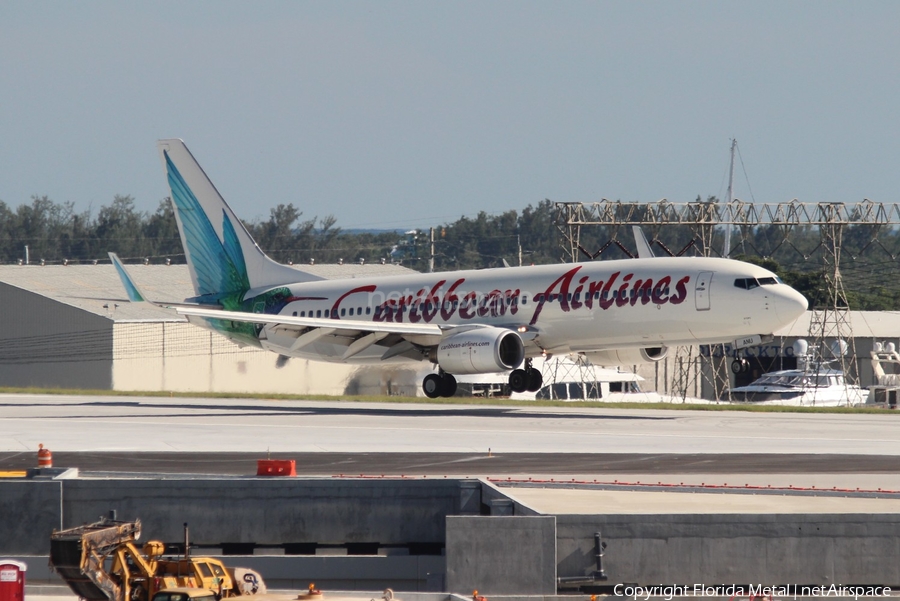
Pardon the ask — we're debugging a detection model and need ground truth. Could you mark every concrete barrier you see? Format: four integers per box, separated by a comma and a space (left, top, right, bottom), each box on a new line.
0, 481, 62, 554
7, 475, 900, 592
59, 478, 462, 549
0, 476, 463, 557
16, 555, 445, 592
556, 513, 900, 585
446, 516, 556, 595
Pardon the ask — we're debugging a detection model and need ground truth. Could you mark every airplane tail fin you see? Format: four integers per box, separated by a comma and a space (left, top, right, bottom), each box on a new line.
157, 139, 322, 302
632, 226, 656, 258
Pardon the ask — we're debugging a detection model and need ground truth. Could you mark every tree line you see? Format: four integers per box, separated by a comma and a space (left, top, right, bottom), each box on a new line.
2, 193, 900, 309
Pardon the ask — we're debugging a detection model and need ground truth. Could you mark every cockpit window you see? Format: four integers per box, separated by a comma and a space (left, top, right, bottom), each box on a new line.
735, 276, 783, 289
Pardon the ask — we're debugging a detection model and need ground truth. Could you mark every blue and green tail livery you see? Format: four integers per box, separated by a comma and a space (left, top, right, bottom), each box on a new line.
157, 139, 321, 303
108, 252, 146, 302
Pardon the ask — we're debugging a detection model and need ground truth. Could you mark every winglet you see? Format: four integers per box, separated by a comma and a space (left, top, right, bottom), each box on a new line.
109, 253, 148, 302
632, 226, 656, 258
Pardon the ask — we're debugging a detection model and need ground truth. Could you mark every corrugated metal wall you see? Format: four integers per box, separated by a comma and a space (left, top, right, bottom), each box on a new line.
0, 282, 113, 388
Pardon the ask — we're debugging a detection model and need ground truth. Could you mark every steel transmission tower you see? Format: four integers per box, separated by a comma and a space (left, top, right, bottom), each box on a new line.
553, 199, 900, 400
807, 204, 858, 401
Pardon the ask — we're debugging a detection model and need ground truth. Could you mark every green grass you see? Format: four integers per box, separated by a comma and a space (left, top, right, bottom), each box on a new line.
0, 386, 895, 414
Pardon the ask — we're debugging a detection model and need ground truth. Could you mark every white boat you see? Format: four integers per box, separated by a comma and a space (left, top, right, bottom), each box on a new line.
728, 339, 865, 407
451, 355, 658, 401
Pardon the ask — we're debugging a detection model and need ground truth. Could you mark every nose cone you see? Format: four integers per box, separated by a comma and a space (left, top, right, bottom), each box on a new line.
775, 284, 808, 324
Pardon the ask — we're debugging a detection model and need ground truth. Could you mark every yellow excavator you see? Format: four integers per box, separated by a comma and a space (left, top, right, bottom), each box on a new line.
50, 518, 266, 601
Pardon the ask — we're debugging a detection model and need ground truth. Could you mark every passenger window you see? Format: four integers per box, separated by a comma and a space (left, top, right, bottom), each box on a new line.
292, 311, 297, 317
316, 310, 321, 318
366, 307, 371, 315
341, 308, 346, 316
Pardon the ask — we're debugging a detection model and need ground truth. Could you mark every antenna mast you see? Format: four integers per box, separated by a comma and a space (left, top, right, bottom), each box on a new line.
723, 138, 736, 258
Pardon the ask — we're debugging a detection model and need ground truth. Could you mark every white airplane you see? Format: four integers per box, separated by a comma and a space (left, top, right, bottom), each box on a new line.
118, 139, 808, 398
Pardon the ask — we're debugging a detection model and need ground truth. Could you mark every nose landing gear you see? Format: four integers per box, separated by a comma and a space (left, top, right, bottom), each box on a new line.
731, 358, 750, 374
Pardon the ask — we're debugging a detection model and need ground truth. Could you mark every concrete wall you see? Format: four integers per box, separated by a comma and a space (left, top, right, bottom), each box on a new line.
9, 477, 900, 592
0, 481, 63, 554
209, 555, 445, 591
18, 554, 446, 592
557, 513, 900, 585
112, 322, 361, 394
0, 283, 112, 388
111, 322, 432, 396
1, 477, 458, 592
446, 516, 556, 596
0, 478, 465, 555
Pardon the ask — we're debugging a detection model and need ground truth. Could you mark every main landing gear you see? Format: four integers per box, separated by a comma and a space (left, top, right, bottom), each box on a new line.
423, 371, 458, 399
508, 360, 543, 394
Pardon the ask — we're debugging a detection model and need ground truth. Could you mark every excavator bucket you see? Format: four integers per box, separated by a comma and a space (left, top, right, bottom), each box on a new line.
50, 519, 142, 601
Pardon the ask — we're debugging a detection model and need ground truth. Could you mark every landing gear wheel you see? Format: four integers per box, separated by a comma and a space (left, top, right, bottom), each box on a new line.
423, 373, 442, 398
525, 368, 543, 392
509, 369, 528, 393
440, 373, 457, 397
731, 359, 749, 375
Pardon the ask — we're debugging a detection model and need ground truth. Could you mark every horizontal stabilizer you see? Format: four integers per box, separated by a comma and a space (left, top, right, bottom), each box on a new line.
108, 253, 147, 302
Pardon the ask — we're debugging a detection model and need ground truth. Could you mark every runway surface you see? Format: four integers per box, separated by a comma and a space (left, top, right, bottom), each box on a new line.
2, 393, 899, 456
2, 450, 900, 476
2, 393, 900, 489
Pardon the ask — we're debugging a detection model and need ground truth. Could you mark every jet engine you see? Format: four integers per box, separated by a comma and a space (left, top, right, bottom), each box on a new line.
584, 346, 667, 366
435, 327, 525, 375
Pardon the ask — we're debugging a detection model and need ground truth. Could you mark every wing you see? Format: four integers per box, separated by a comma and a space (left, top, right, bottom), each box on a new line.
175, 306, 446, 361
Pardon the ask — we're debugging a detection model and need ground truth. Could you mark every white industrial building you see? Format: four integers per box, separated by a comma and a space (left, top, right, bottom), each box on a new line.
0, 262, 423, 395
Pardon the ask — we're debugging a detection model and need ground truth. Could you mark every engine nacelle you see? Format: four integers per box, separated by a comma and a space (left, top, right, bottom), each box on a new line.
436, 327, 525, 375
584, 346, 668, 366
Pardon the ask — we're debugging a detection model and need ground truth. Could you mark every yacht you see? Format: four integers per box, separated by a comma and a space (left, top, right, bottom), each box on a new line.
728, 339, 865, 406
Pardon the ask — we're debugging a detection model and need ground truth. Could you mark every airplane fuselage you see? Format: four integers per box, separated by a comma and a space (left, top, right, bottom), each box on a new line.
193, 256, 805, 364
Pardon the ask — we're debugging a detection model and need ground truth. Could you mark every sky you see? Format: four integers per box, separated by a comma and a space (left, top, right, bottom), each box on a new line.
1, 2, 899, 230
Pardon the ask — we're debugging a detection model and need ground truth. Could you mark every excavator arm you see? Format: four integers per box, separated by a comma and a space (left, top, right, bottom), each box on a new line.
50, 519, 144, 601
